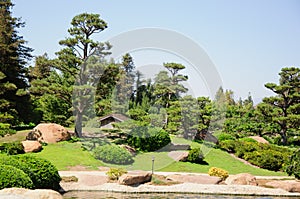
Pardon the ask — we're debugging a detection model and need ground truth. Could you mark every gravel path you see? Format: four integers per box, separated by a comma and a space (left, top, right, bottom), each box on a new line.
59, 171, 300, 197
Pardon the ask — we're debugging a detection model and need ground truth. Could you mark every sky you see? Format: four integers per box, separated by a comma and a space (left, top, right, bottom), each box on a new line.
11, 0, 300, 103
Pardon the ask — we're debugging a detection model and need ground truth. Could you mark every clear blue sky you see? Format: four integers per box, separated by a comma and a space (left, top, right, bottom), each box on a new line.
12, 0, 300, 102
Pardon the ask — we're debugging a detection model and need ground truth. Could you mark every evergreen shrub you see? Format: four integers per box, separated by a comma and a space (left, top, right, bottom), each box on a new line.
93, 144, 133, 165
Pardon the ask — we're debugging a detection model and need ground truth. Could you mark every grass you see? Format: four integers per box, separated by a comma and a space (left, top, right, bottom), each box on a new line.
0, 130, 29, 143
31, 141, 103, 170
0, 131, 290, 176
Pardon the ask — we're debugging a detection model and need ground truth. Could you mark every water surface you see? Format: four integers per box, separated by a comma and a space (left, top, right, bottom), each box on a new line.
63, 191, 295, 199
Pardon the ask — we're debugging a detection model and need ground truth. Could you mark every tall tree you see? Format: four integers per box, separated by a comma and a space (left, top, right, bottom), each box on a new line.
154, 62, 188, 109
57, 13, 110, 137
258, 67, 300, 145
0, 0, 33, 125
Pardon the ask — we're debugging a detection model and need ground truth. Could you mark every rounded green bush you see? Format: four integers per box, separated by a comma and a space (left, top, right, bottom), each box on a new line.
0, 154, 61, 190
127, 126, 171, 152
0, 164, 33, 189
93, 144, 134, 165
15, 155, 61, 190
187, 148, 205, 164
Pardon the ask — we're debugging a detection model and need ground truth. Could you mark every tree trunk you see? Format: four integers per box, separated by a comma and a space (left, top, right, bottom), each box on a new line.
281, 128, 288, 145
75, 111, 83, 137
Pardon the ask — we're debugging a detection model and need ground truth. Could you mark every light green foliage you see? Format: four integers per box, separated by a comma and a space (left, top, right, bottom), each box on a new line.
0, 164, 34, 189
208, 167, 229, 180
106, 167, 127, 180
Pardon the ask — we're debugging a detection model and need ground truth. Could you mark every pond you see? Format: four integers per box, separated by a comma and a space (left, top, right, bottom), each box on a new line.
63, 191, 295, 199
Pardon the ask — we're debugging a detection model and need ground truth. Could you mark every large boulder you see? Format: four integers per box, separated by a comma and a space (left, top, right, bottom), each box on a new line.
265, 180, 300, 192
21, 140, 42, 153
225, 173, 258, 186
166, 174, 222, 184
0, 188, 62, 199
118, 171, 152, 185
27, 123, 70, 143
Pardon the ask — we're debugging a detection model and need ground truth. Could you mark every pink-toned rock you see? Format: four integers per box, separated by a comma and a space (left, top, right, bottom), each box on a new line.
118, 171, 152, 185
166, 174, 222, 184
0, 188, 62, 199
21, 140, 42, 153
27, 123, 70, 143
249, 136, 269, 144
265, 180, 300, 192
225, 173, 258, 186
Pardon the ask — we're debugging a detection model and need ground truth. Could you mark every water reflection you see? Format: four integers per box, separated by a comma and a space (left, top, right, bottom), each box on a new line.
63, 191, 291, 199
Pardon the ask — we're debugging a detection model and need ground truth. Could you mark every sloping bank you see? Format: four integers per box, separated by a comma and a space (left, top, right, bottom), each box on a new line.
59, 171, 300, 197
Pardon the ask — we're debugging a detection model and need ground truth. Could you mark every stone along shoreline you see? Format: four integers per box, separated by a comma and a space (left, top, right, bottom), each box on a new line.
59, 171, 300, 197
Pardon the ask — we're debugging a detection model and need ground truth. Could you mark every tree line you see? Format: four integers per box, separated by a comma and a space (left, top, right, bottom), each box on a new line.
0, 0, 299, 145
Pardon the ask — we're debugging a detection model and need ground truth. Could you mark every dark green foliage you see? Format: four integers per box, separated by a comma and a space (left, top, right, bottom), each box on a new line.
286, 148, 300, 179
217, 133, 236, 142
0, 0, 34, 125
127, 126, 171, 152
0, 128, 16, 137
15, 155, 61, 190
244, 150, 286, 171
218, 140, 238, 153
235, 141, 260, 158
0, 154, 61, 190
93, 144, 133, 165
0, 164, 34, 189
219, 140, 291, 171
187, 148, 205, 164
0, 142, 24, 155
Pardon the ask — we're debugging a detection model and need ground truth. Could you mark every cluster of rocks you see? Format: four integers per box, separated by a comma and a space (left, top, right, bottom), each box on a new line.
21, 123, 70, 153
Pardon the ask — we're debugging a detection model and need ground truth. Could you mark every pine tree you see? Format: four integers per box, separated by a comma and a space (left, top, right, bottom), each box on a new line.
0, 0, 33, 126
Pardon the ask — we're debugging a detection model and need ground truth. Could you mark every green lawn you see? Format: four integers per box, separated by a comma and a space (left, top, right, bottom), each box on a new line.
31, 142, 103, 170
0, 131, 289, 176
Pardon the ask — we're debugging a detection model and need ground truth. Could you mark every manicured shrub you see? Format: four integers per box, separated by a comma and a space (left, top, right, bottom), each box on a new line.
106, 167, 127, 180
0, 164, 34, 189
15, 155, 61, 190
235, 141, 260, 158
217, 133, 236, 142
127, 126, 171, 152
286, 148, 300, 179
218, 140, 237, 153
0, 154, 61, 190
93, 144, 134, 165
208, 167, 229, 180
187, 148, 205, 164
0, 142, 24, 155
